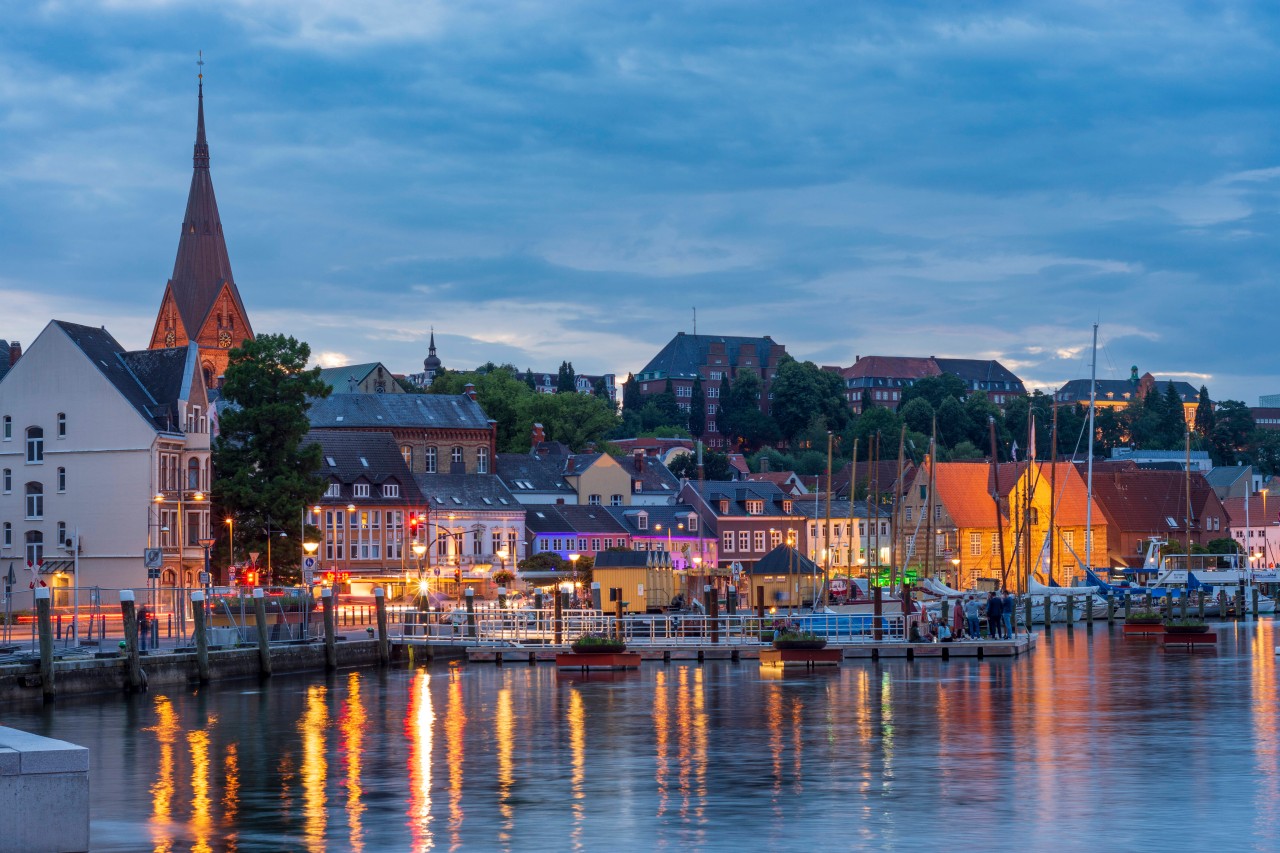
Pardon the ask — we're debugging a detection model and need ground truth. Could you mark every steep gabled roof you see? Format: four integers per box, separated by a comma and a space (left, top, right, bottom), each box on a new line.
841, 356, 938, 382
317, 362, 384, 391
416, 473, 519, 511
747, 545, 819, 575
303, 430, 424, 502
606, 504, 701, 536
1084, 465, 1221, 534
496, 453, 576, 495
932, 358, 1025, 391
54, 321, 193, 432
166, 82, 252, 339
637, 332, 780, 381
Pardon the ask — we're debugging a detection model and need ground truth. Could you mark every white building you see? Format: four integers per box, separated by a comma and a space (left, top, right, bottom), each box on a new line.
0, 321, 210, 607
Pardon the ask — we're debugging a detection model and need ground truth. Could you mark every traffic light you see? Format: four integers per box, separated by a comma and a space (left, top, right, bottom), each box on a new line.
243, 570, 257, 586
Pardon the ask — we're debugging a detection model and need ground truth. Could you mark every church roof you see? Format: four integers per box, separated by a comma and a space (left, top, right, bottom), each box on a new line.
166, 82, 252, 339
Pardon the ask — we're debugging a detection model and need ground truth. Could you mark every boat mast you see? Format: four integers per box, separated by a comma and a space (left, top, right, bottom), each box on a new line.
925, 417, 936, 583
1085, 323, 1098, 572
1050, 401, 1058, 584
1185, 427, 1193, 553
990, 415, 1008, 591
848, 438, 859, 592
891, 427, 905, 592
823, 430, 833, 608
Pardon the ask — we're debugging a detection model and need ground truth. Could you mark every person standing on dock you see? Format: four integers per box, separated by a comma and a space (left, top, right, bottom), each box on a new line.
137, 606, 150, 652
987, 592, 1003, 639
952, 598, 965, 639
964, 596, 980, 639
1002, 589, 1016, 638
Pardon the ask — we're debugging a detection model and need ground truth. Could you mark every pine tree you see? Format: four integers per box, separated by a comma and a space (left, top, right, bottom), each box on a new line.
557, 361, 576, 393
622, 373, 641, 411
689, 375, 706, 437
1194, 385, 1215, 437
524, 368, 536, 391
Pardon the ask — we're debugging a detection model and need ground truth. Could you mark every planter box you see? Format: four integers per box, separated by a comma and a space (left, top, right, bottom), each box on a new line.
555, 652, 641, 671
760, 648, 842, 668
571, 643, 627, 654
1123, 623, 1165, 636
773, 639, 828, 651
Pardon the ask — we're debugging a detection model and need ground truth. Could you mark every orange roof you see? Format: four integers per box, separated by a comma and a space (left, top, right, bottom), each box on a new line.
932, 462, 1003, 528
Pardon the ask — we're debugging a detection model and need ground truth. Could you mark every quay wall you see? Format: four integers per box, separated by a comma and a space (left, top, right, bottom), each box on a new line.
0, 640, 391, 705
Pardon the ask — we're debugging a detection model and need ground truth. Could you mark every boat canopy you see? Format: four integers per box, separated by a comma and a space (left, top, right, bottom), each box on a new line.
1029, 577, 1098, 596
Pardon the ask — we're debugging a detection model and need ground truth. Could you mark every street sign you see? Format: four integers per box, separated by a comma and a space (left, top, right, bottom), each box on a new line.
144, 548, 163, 569
5, 564, 15, 588
198, 571, 210, 585
302, 556, 318, 572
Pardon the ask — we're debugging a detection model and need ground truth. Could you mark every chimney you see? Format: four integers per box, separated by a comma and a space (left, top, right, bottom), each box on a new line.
8, 341, 21, 367
566, 456, 576, 473
759, 455, 770, 473
463, 382, 477, 401
531, 422, 546, 452
633, 449, 645, 473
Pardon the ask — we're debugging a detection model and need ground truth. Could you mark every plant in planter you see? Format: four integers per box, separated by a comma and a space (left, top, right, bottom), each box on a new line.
1125, 609, 1163, 624
570, 632, 627, 654
773, 631, 827, 650
1163, 618, 1210, 634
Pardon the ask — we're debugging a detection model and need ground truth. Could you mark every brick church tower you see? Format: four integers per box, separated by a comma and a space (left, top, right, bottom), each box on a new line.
148, 74, 253, 387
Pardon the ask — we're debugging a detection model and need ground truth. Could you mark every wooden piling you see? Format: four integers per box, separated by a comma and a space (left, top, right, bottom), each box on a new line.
1197, 590, 1206, 620
1066, 593, 1075, 627
1236, 588, 1245, 621
253, 588, 272, 678
1252, 587, 1260, 619
708, 585, 720, 644
36, 588, 54, 703
1123, 594, 1131, 620
590, 582, 602, 612
873, 586, 883, 641
464, 588, 476, 639
553, 592, 563, 645
191, 591, 210, 684
322, 588, 337, 671
1025, 595, 1033, 632
1218, 590, 1228, 620
1106, 594, 1115, 624
120, 589, 144, 693
703, 585, 714, 641
1043, 594, 1051, 630
374, 587, 389, 666
614, 589, 624, 642
756, 585, 765, 621
1179, 591, 1187, 620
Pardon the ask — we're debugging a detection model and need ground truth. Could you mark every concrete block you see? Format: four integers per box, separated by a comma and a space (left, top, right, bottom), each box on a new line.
0, 747, 19, 776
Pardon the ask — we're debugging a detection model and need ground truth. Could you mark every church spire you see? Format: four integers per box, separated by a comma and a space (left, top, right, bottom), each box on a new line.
194, 52, 209, 170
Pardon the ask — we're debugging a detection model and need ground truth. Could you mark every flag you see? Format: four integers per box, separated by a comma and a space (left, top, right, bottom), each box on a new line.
1011, 440, 1019, 462
1029, 416, 1037, 461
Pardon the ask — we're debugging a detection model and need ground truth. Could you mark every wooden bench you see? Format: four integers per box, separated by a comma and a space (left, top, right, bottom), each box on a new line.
1160, 632, 1217, 651
1123, 623, 1165, 636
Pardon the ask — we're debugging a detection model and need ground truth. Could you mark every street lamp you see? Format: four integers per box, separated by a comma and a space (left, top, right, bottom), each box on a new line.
198, 537, 216, 620
224, 517, 235, 582
412, 541, 428, 611
496, 547, 510, 597
568, 553, 580, 605
950, 557, 961, 590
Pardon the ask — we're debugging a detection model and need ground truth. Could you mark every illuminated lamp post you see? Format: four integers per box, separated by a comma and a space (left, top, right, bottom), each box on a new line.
413, 541, 428, 611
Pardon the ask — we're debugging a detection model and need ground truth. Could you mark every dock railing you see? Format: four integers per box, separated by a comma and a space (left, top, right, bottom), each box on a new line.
391, 609, 907, 646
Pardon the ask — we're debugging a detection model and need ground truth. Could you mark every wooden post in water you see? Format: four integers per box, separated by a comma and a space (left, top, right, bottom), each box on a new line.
1179, 592, 1187, 620
873, 585, 883, 641
191, 591, 210, 684
590, 582, 602, 613
1218, 589, 1228, 620
555, 589, 566, 645
36, 588, 54, 703
1025, 595, 1033, 633
1106, 594, 1115, 624
1066, 593, 1074, 628
464, 588, 477, 639
1236, 587, 1245, 621
253, 588, 272, 678
374, 587, 390, 666
120, 589, 144, 693
1123, 593, 1131, 620
707, 585, 720, 644
756, 585, 765, 621
322, 588, 337, 671
1252, 587, 1260, 620
1197, 590, 1206, 620
613, 589, 624, 642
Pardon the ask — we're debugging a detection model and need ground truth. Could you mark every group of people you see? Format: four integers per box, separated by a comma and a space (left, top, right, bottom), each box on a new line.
950, 590, 1017, 640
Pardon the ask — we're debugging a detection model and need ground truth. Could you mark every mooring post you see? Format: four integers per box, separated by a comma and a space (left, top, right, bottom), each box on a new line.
1252, 587, 1260, 619
1237, 587, 1246, 621
756, 585, 765, 621
1106, 594, 1115, 624
1218, 589, 1228, 620
707, 585, 720, 644
1025, 595, 1033, 632
1124, 593, 1131, 620
553, 590, 563, 646
322, 588, 337, 671
191, 591, 210, 684
702, 585, 714, 641
1197, 590, 1206, 620
590, 582, 602, 613
726, 587, 737, 616
497, 586, 507, 610
1179, 591, 1187, 620
464, 588, 477, 639
36, 588, 54, 703
253, 588, 272, 678
1066, 593, 1075, 628
120, 589, 144, 693
374, 587, 390, 666
1042, 594, 1051, 630
614, 590, 624, 642
873, 585, 883, 641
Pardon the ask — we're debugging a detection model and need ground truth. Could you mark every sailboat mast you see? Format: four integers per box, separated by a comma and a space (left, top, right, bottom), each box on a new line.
990, 415, 1007, 590
1050, 402, 1058, 584
925, 417, 937, 581
1185, 427, 1193, 552
1085, 323, 1098, 571
871, 432, 881, 576
891, 427, 905, 592
823, 431, 833, 608
1024, 405, 1033, 595
848, 439, 859, 592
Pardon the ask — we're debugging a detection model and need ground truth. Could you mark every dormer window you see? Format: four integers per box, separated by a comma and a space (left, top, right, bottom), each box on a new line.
354, 483, 371, 498
719, 499, 730, 514
634, 479, 643, 493
782, 500, 792, 514
687, 515, 698, 532
637, 512, 648, 531
383, 484, 400, 498
325, 482, 341, 497
746, 500, 764, 515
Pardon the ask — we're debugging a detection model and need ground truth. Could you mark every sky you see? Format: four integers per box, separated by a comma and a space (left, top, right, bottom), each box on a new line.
2, 1, 1278, 401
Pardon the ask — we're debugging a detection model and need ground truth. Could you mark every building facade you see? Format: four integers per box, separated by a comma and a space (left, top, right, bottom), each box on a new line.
1055, 367, 1201, 426
838, 355, 1026, 413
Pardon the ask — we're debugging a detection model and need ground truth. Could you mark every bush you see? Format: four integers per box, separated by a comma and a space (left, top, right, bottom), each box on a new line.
1126, 610, 1163, 624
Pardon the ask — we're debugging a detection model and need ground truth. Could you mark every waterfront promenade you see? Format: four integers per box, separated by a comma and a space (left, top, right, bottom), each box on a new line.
1, 619, 1275, 851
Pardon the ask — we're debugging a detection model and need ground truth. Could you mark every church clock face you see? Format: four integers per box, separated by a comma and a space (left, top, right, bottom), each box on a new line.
164, 330, 176, 348
218, 330, 233, 348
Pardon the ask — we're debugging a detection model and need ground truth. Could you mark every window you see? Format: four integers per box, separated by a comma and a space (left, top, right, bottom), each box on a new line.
970, 532, 981, 556
25, 530, 42, 566
1, 416, 9, 440
722, 531, 734, 552
707, 420, 716, 433
26, 427, 43, 464
637, 514, 648, 531
424, 446, 438, 474
782, 500, 792, 514
477, 446, 489, 474
610, 494, 623, 506
591, 537, 601, 552
57, 467, 66, 492
738, 531, 750, 551
354, 483, 370, 498
401, 445, 413, 468
753, 531, 765, 552
745, 500, 764, 515
186, 511, 201, 545
2, 469, 9, 493
383, 484, 400, 498
187, 457, 200, 490
687, 515, 698, 532
905, 507, 913, 522
578, 538, 588, 552
474, 529, 484, 556
770, 529, 782, 548
2, 522, 9, 548
589, 494, 602, 506
451, 447, 463, 465
1061, 531, 1074, 551
935, 506, 942, 521
57, 413, 66, 438
57, 522, 66, 547
325, 482, 341, 497
707, 404, 716, 414
991, 533, 1000, 554
25, 482, 43, 519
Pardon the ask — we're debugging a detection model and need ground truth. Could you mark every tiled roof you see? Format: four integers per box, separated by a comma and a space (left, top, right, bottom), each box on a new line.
496, 453, 575, 495
840, 356, 938, 382
302, 430, 425, 502
637, 332, 781, 381
1084, 465, 1221, 535
747, 545, 819, 575
0, 340, 10, 383
55, 321, 193, 432
1205, 466, 1250, 488
932, 462, 1008, 528
1222, 495, 1279, 528
615, 454, 682, 493
414, 472, 519, 512
932, 358, 1025, 391
306, 393, 491, 430
317, 362, 381, 391
687, 480, 796, 517
606, 505, 701, 536
525, 505, 629, 536
1057, 377, 1199, 402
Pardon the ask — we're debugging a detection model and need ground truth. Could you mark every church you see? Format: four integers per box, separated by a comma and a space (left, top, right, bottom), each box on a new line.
147, 74, 253, 387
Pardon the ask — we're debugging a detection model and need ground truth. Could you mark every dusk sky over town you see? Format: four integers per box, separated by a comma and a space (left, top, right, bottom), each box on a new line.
2, 1, 1278, 400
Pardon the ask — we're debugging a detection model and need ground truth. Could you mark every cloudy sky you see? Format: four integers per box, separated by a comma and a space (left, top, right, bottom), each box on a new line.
2, 1, 1278, 400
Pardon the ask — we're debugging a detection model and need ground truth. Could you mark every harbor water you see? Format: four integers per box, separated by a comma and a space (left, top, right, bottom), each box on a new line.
2, 621, 1277, 852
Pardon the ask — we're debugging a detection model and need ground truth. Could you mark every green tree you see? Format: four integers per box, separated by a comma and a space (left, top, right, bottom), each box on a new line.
557, 361, 576, 393
669, 450, 735, 480
688, 375, 706, 437
770, 357, 851, 442
946, 440, 984, 461
524, 368, 537, 391
1194, 385, 1214, 437
900, 398, 934, 436
720, 368, 779, 451
1210, 401, 1254, 465
936, 396, 970, 448
1246, 428, 1280, 476
428, 364, 537, 452
900, 373, 968, 410
522, 391, 620, 451
212, 334, 331, 583
622, 373, 641, 412
592, 376, 611, 402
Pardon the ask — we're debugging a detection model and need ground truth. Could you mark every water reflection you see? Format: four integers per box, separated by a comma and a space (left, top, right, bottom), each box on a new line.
3, 625, 1280, 851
